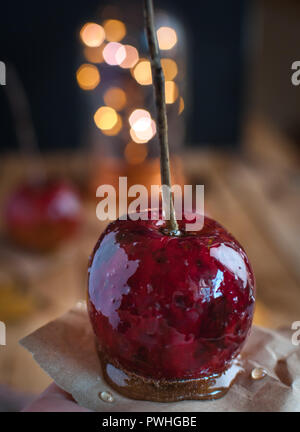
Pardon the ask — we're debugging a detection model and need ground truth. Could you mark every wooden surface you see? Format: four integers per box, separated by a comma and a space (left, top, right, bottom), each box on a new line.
0, 118, 299, 397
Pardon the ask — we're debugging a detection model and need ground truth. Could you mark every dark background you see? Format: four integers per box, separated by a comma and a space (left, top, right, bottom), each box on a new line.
0, 0, 247, 151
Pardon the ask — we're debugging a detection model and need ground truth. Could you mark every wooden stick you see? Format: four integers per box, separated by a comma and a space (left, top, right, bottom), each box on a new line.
143, 0, 179, 233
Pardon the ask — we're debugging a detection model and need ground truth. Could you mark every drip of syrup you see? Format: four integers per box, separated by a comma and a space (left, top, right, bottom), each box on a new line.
99, 391, 114, 403
251, 367, 266, 380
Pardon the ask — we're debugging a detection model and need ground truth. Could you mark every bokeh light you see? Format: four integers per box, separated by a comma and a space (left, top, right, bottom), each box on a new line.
119, 45, 139, 69
104, 87, 127, 111
103, 42, 126, 65
129, 109, 151, 127
80, 23, 105, 47
157, 26, 177, 50
130, 119, 156, 143
124, 141, 148, 164
178, 96, 184, 114
161, 58, 178, 80
83, 45, 106, 63
165, 81, 178, 104
115, 45, 127, 65
132, 59, 152, 85
76, 64, 100, 90
94, 106, 118, 130
103, 19, 126, 42
130, 128, 148, 144
101, 114, 123, 136
132, 116, 151, 133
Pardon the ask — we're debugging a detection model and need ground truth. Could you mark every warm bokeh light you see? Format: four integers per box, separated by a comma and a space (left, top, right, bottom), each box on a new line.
76, 64, 100, 90
103, 19, 126, 42
101, 114, 123, 136
130, 128, 148, 144
124, 141, 148, 164
115, 45, 127, 65
161, 58, 178, 80
132, 116, 151, 133
83, 45, 106, 63
132, 59, 152, 85
103, 42, 125, 65
157, 26, 177, 50
165, 80, 178, 104
80, 23, 105, 47
94, 106, 118, 130
178, 96, 184, 114
129, 109, 151, 127
119, 45, 139, 69
130, 119, 156, 143
104, 87, 127, 111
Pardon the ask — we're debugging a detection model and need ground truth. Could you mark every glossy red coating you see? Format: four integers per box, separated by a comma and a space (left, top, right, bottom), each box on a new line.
88, 210, 255, 380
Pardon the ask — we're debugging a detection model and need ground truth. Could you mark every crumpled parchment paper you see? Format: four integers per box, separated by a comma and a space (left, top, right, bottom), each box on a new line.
20, 303, 300, 412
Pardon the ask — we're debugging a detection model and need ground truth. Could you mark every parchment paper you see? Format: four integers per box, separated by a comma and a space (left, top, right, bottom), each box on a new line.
20, 302, 300, 412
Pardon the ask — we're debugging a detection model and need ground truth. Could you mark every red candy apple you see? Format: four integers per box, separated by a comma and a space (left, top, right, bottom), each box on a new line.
88, 0, 255, 401
88, 210, 255, 385
4, 178, 82, 252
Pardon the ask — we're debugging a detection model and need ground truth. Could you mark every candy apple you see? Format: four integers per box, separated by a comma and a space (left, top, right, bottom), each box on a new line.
4, 178, 82, 252
88, 0, 255, 401
88, 210, 255, 399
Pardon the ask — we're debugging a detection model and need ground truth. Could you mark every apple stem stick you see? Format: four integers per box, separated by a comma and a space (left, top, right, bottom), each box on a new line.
144, 0, 179, 234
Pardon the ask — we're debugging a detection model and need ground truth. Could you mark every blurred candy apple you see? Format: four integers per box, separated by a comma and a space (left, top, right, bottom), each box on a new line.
4, 178, 82, 252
